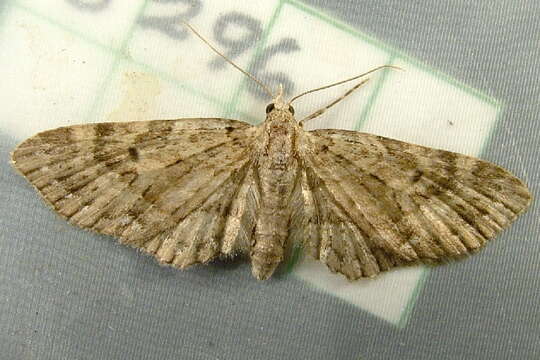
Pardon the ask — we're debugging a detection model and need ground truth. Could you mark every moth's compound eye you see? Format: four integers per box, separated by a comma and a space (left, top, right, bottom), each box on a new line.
288, 105, 295, 115
265, 103, 275, 113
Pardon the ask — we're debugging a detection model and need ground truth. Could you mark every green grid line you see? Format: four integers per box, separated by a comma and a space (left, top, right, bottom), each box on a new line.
0, 0, 14, 31
478, 102, 504, 156
282, 244, 302, 275
83, 0, 150, 123
13, 1, 118, 58
397, 268, 429, 329
355, 53, 398, 130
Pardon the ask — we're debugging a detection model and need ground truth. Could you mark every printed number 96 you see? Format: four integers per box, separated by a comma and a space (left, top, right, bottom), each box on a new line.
137, 0, 300, 98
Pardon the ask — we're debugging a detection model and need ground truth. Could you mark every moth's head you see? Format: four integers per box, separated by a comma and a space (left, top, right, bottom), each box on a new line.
265, 102, 295, 116
265, 83, 295, 117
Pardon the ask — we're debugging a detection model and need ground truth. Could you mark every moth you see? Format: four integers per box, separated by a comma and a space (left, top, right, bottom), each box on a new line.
11, 25, 532, 281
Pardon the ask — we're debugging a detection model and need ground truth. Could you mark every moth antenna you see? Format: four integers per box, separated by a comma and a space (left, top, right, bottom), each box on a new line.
182, 21, 274, 99
289, 65, 402, 105
299, 78, 370, 126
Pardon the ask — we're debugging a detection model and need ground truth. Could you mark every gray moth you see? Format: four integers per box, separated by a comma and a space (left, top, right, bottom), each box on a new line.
10, 23, 532, 280
10, 89, 532, 280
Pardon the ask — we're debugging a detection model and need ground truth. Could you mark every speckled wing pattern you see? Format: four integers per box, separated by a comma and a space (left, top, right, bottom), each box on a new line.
11, 119, 261, 268
295, 129, 531, 279
11, 119, 532, 280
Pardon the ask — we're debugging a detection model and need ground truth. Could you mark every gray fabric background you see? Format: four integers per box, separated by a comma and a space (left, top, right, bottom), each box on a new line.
1, 1, 539, 359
